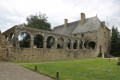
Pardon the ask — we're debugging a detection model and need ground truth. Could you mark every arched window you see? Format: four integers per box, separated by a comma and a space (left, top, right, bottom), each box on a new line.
47, 36, 55, 48
88, 41, 96, 49
18, 32, 31, 48
34, 34, 44, 48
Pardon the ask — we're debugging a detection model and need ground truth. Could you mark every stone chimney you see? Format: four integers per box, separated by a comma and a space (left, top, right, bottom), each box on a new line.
64, 19, 68, 28
101, 21, 105, 26
81, 13, 85, 25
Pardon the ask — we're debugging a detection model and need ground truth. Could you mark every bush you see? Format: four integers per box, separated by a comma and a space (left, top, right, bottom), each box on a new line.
118, 57, 120, 61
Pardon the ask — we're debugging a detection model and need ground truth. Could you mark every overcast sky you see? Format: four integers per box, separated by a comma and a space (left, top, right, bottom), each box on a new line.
0, 0, 120, 32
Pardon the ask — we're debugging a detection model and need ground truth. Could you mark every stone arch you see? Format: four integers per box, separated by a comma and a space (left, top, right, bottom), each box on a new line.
5, 35, 8, 41
73, 39, 78, 49
88, 41, 96, 49
34, 34, 44, 48
66, 38, 71, 49
10, 33, 14, 40
18, 32, 31, 48
47, 36, 55, 48
57, 37, 64, 49
84, 41, 88, 49
79, 40, 83, 49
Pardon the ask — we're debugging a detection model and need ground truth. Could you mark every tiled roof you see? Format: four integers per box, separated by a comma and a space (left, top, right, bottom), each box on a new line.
53, 16, 101, 34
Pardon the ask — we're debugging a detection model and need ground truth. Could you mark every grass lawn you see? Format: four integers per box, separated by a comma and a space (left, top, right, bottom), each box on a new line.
10, 57, 98, 63
21, 59, 120, 80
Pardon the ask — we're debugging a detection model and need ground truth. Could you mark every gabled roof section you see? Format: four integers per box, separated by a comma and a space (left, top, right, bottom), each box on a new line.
53, 20, 79, 35
72, 16, 101, 34
53, 16, 101, 35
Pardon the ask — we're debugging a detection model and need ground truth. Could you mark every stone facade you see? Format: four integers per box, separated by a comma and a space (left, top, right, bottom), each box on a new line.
0, 13, 111, 61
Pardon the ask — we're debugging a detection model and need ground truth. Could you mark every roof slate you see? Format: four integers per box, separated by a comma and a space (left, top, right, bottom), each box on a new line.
53, 16, 101, 35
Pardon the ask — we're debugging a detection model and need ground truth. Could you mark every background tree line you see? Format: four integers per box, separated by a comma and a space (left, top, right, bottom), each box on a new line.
110, 26, 120, 57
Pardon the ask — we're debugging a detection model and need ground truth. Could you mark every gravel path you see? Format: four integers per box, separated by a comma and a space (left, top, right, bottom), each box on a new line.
0, 62, 54, 80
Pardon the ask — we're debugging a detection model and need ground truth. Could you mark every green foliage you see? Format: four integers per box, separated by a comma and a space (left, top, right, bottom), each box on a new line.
21, 59, 120, 80
110, 26, 120, 56
19, 33, 31, 48
25, 12, 51, 31
118, 57, 120, 61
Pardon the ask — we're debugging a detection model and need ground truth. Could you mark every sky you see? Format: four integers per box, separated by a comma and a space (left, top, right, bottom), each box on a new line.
0, 0, 120, 32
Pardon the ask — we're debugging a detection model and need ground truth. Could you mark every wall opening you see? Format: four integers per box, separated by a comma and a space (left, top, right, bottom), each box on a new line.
47, 36, 55, 48
18, 32, 31, 48
57, 37, 64, 49
81, 34, 84, 37
88, 41, 96, 49
73, 40, 78, 49
10, 33, 14, 40
66, 39, 71, 49
80, 41, 83, 49
5, 35, 8, 41
34, 34, 44, 48
84, 41, 88, 49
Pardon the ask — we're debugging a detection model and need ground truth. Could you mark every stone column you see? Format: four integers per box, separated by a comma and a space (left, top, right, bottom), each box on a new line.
63, 41, 66, 49
82, 41, 85, 49
77, 42, 80, 49
30, 36, 34, 48
54, 42, 57, 49
70, 42, 73, 49
43, 38, 47, 49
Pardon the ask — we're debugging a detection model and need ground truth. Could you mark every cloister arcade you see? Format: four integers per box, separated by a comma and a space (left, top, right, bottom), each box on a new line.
3, 26, 96, 50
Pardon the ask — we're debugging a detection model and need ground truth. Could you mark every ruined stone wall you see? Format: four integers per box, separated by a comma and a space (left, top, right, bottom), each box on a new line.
7, 48, 97, 61
0, 34, 6, 60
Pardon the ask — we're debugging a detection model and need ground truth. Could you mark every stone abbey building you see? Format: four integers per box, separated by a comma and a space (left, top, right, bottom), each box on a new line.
0, 13, 111, 61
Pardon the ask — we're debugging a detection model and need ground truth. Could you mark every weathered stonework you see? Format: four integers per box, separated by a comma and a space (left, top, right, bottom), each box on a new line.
0, 13, 111, 61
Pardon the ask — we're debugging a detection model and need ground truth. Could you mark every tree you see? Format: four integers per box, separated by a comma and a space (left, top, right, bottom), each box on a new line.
25, 12, 51, 31
110, 26, 120, 56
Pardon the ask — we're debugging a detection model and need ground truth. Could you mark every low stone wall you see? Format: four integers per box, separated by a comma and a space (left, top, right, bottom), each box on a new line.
7, 48, 98, 61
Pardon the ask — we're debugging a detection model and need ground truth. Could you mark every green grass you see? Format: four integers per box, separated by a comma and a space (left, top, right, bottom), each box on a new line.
10, 57, 99, 63
21, 59, 120, 80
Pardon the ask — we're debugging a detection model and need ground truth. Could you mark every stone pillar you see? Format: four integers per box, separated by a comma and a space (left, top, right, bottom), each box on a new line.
30, 36, 34, 48
54, 42, 57, 49
43, 40, 46, 49
82, 41, 85, 49
70, 42, 73, 49
77, 42, 80, 49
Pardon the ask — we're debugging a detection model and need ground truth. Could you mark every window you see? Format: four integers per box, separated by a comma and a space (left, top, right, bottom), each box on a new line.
104, 32, 106, 38
81, 34, 84, 37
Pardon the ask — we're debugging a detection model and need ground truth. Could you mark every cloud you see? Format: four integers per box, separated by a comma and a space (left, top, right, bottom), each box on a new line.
0, 0, 120, 32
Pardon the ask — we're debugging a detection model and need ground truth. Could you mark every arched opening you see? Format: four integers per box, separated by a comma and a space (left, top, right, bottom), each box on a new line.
18, 32, 31, 48
66, 39, 71, 49
57, 44, 61, 49
47, 36, 55, 48
73, 40, 78, 49
57, 37, 64, 49
84, 41, 88, 49
34, 34, 44, 48
79, 41, 83, 49
10, 33, 14, 40
88, 41, 96, 49
5, 35, 8, 41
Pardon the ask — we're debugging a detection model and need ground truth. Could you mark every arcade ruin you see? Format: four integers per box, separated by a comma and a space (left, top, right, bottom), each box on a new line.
0, 13, 111, 61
